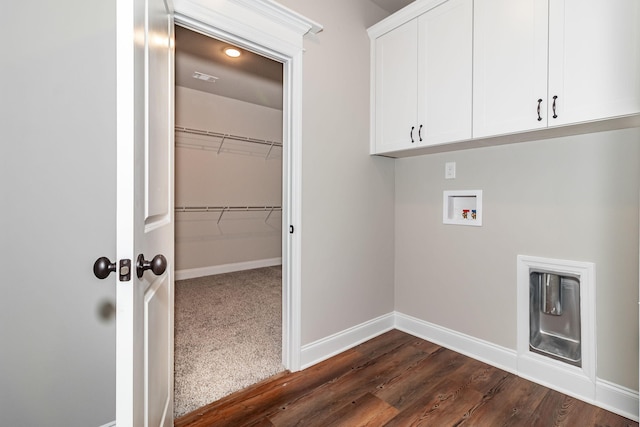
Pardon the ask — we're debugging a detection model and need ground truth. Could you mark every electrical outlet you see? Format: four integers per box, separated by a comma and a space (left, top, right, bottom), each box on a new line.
445, 162, 456, 179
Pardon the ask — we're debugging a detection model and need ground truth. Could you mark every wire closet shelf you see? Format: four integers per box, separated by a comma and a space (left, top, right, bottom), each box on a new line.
175, 126, 282, 159
175, 205, 282, 224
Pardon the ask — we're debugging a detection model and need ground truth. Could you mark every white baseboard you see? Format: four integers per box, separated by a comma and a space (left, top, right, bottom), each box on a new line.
300, 312, 395, 370
596, 378, 639, 421
175, 257, 282, 280
298, 311, 638, 422
394, 312, 518, 375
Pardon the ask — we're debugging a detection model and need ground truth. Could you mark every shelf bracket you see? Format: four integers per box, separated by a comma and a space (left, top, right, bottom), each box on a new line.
265, 207, 275, 223
265, 141, 275, 160
217, 207, 228, 224
217, 135, 227, 155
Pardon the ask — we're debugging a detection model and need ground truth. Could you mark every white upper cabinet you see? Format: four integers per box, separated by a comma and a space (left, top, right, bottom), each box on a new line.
547, 0, 640, 126
370, 0, 472, 155
474, 0, 640, 139
374, 18, 419, 154
473, 0, 549, 138
369, 0, 640, 157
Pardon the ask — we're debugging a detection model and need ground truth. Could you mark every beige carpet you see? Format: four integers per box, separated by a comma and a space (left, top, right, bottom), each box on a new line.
174, 266, 284, 418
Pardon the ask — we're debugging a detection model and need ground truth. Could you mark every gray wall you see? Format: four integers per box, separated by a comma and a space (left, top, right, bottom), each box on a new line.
1, 1, 117, 426
175, 87, 283, 271
278, 0, 397, 345
395, 128, 639, 390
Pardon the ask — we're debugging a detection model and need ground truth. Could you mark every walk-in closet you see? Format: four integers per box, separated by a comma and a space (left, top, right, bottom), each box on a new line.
173, 25, 285, 418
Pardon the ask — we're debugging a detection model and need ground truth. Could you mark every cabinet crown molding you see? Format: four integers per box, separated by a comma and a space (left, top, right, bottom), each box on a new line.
368, 0, 448, 38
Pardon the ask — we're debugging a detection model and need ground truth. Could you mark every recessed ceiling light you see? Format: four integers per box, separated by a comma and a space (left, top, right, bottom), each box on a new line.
224, 47, 241, 58
192, 71, 219, 82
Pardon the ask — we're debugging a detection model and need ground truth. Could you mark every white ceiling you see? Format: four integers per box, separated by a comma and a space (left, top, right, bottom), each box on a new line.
174, 1, 414, 110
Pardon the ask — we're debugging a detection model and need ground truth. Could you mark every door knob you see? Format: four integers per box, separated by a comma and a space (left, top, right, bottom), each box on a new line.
136, 254, 167, 278
93, 257, 116, 279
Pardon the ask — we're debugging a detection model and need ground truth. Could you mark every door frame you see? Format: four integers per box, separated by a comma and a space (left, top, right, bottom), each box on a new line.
172, 1, 321, 372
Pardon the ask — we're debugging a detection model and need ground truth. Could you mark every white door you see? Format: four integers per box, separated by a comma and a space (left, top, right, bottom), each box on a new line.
417, 0, 472, 146
116, 0, 175, 425
473, 0, 549, 138
374, 18, 419, 154
547, 0, 640, 126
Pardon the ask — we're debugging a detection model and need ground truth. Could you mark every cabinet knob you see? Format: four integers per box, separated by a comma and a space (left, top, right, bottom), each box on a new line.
410, 126, 415, 143
418, 124, 423, 142
552, 95, 558, 119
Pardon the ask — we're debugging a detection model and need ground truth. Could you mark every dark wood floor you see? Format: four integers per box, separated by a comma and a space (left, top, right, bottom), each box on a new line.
174, 329, 637, 427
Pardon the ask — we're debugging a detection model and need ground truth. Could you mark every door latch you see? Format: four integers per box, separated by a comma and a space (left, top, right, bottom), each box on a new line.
119, 259, 132, 282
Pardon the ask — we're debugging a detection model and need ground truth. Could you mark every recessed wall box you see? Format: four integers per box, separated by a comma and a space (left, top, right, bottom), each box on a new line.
443, 190, 482, 226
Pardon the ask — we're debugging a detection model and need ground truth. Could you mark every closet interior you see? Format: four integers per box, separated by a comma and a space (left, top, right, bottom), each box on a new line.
173, 25, 285, 417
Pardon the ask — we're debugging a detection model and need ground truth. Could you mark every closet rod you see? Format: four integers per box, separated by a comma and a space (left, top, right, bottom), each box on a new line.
175, 126, 282, 148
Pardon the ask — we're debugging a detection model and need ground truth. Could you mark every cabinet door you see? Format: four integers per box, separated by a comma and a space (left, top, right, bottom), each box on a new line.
417, 0, 472, 146
374, 19, 418, 153
548, 0, 640, 126
473, 0, 549, 138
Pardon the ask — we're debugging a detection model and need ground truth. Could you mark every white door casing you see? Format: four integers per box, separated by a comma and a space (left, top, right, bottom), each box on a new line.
116, 0, 175, 425
172, 0, 322, 373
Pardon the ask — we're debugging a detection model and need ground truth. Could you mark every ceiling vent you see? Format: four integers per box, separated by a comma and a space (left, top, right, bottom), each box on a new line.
192, 71, 219, 82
